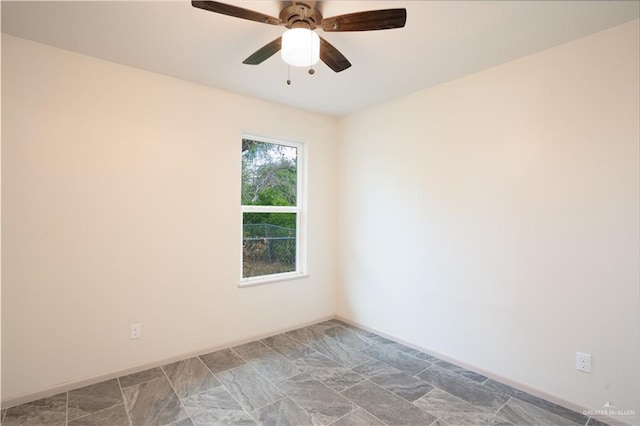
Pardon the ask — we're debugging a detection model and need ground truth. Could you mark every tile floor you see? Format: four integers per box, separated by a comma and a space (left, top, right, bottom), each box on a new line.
2, 319, 608, 426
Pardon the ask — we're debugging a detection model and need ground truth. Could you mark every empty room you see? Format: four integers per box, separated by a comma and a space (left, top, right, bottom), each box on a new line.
1, 1, 639, 425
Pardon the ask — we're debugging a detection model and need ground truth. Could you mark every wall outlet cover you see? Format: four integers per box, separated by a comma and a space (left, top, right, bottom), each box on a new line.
130, 323, 141, 339
576, 352, 591, 373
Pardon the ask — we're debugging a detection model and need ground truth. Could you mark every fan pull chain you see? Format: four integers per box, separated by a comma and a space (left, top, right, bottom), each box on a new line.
308, 31, 315, 75
287, 64, 291, 85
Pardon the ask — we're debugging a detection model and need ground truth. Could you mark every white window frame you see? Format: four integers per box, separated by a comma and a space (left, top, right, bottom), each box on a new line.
240, 134, 307, 287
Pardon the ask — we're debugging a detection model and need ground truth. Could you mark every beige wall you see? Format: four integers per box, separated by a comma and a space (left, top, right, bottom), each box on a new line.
1, 34, 338, 402
337, 20, 639, 424
2, 19, 639, 421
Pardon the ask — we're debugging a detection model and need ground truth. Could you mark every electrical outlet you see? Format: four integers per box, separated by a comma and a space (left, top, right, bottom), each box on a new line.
576, 352, 591, 373
130, 323, 141, 339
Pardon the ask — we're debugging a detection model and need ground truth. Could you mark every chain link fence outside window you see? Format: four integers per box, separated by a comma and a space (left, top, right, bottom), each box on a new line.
242, 223, 296, 278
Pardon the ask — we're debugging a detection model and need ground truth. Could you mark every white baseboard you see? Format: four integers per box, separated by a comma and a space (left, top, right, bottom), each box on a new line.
1, 315, 334, 409
334, 315, 632, 426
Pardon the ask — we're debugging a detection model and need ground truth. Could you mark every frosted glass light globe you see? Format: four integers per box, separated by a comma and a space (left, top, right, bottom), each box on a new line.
281, 28, 320, 67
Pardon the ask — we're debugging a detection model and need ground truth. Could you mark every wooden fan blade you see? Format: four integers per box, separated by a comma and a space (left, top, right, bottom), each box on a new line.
319, 37, 351, 72
243, 37, 282, 65
322, 9, 406, 32
192, 1, 282, 26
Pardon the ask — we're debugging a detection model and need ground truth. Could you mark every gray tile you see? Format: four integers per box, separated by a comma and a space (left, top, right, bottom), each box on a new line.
232, 341, 273, 361
414, 388, 484, 414
341, 380, 437, 426
293, 352, 365, 392
417, 367, 508, 412
261, 333, 315, 360
67, 404, 130, 426
586, 418, 610, 426
436, 412, 507, 426
294, 351, 342, 370
314, 370, 366, 393
416, 389, 514, 425
163, 357, 220, 398
242, 349, 301, 382
251, 397, 313, 426
200, 348, 246, 374
309, 336, 371, 368
497, 398, 578, 426
122, 376, 186, 425
3, 393, 67, 426
350, 330, 395, 346
313, 321, 343, 332
435, 360, 488, 383
0, 336, 587, 426
286, 327, 325, 344
68, 379, 124, 421
490, 419, 515, 426
329, 408, 385, 426
415, 352, 441, 363
216, 364, 284, 411
381, 342, 420, 356
118, 367, 165, 388
361, 345, 430, 375
277, 373, 356, 425
352, 359, 401, 378
327, 322, 395, 346
323, 327, 370, 351
182, 387, 256, 425
484, 379, 589, 425
369, 371, 433, 402
169, 417, 196, 426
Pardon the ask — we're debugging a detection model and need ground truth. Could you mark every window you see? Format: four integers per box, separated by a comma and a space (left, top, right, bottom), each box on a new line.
241, 136, 306, 285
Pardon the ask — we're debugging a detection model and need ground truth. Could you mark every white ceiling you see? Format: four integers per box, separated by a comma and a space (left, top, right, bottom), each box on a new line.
2, 1, 639, 116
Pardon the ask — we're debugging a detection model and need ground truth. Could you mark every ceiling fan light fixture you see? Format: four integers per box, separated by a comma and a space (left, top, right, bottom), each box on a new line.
281, 28, 320, 67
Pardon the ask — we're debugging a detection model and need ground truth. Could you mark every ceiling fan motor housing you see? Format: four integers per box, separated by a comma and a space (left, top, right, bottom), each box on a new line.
280, 3, 323, 30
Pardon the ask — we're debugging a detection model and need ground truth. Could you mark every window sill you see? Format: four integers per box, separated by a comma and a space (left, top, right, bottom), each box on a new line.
239, 272, 309, 288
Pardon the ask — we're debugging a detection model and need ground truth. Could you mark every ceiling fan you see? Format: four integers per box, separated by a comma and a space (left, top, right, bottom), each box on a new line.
192, 1, 407, 73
